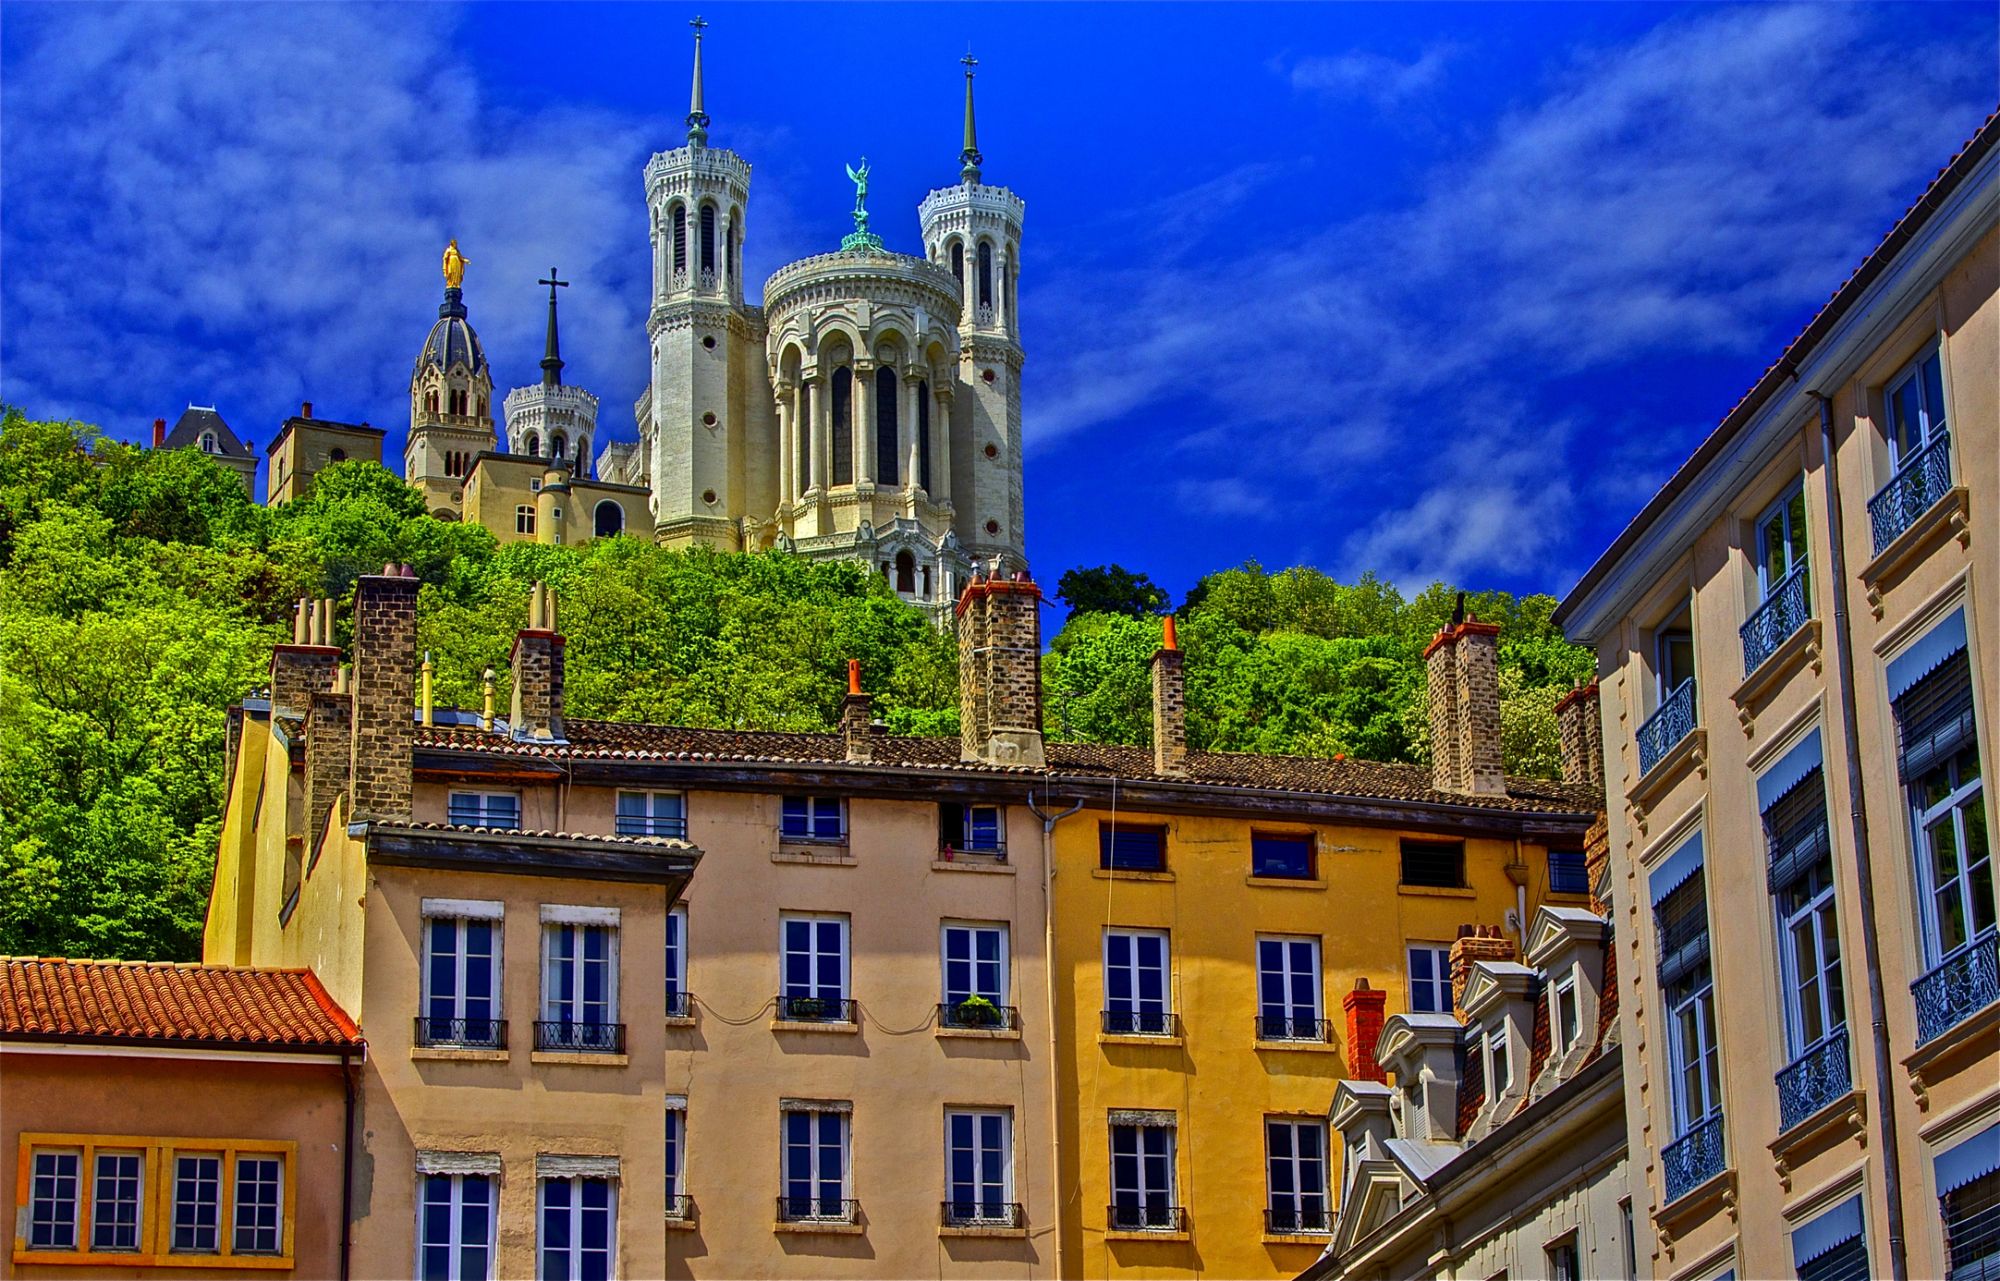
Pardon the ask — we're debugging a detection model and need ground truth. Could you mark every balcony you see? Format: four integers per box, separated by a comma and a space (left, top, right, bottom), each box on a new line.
615, 815, 687, 839
664, 990, 693, 1020
663, 1194, 693, 1222
776, 1195, 857, 1225
1637, 679, 1698, 778
1661, 1113, 1727, 1204
1108, 1203, 1187, 1232
1101, 1009, 1180, 1037
938, 1000, 1019, 1031
1775, 1027, 1852, 1132
533, 1020, 625, 1053
940, 1200, 1024, 1229
1869, 431, 1952, 554
1741, 563, 1812, 676
1255, 1014, 1331, 1043
414, 1016, 507, 1050
1914, 930, 1999, 1045
776, 994, 856, 1024
1265, 1205, 1332, 1235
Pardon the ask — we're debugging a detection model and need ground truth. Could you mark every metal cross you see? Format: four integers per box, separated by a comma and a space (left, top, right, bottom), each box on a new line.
539, 268, 568, 301
961, 50, 977, 75
690, 15, 707, 36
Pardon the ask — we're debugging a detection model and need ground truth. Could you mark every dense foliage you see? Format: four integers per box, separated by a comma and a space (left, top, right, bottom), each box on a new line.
0, 412, 1592, 962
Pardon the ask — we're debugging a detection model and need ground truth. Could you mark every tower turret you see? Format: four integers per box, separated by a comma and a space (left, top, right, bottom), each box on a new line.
503, 268, 600, 475
407, 239, 498, 516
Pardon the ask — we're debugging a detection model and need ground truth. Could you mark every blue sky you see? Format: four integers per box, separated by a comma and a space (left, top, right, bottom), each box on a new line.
3, 2, 1993, 603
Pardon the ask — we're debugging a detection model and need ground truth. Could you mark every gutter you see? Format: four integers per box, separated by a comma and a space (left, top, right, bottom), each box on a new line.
1029, 790, 1083, 1280
340, 1043, 358, 1281
1812, 390, 1908, 1281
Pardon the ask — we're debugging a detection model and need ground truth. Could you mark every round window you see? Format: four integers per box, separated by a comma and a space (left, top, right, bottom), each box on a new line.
702, 335, 717, 350
985, 519, 1000, 535
703, 411, 717, 427
983, 443, 998, 459
981, 369, 996, 384
702, 489, 718, 505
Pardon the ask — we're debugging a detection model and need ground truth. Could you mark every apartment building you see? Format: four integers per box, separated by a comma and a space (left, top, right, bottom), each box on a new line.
1555, 114, 1998, 1280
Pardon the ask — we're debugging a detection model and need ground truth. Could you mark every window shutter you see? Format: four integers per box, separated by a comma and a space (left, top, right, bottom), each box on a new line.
1896, 649, 1976, 782
1654, 873, 1711, 990
1763, 766, 1832, 894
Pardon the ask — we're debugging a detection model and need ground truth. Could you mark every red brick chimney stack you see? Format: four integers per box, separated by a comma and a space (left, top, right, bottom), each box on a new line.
1343, 978, 1388, 1083
1450, 924, 1518, 1018
268, 595, 341, 718
152, 418, 166, 448
1151, 614, 1188, 777
348, 565, 419, 822
956, 567, 1045, 766
1425, 617, 1507, 797
509, 581, 567, 743
1555, 682, 1605, 791
842, 659, 874, 764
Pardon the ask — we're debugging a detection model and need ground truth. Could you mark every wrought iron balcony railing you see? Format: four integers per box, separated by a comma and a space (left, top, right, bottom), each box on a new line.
533, 1020, 625, 1053
1660, 1112, 1727, 1204
940, 1200, 1024, 1228
1775, 1026, 1851, 1133
662, 1194, 693, 1221
1914, 929, 1999, 1045
776, 994, 857, 1024
1637, 679, 1698, 777
445, 803, 520, 831
1255, 1014, 1331, 1043
664, 990, 693, 1020
615, 815, 688, 839
1108, 1203, 1187, 1232
1101, 1009, 1180, 1037
1869, 431, 1953, 554
776, 1195, 857, 1224
414, 1016, 506, 1049
938, 1000, 1019, 1031
1741, 563, 1812, 675
1265, 1205, 1332, 1234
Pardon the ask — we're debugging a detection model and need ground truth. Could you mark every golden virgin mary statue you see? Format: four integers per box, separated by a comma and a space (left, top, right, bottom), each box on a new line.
441, 239, 469, 289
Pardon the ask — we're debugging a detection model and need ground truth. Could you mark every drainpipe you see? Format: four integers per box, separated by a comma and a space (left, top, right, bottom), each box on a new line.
1813, 389, 1908, 1281
339, 1046, 357, 1281
1029, 790, 1084, 1279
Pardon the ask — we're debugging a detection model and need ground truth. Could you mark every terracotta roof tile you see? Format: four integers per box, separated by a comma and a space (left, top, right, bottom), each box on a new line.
0, 958, 360, 1051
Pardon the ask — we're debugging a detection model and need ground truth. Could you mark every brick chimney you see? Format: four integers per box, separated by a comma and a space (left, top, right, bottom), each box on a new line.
1151, 615, 1188, 777
348, 565, 419, 823
957, 569, 1045, 767
509, 581, 566, 742
1555, 682, 1604, 791
1425, 618, 1506, 797
303, 683, 352, 847
1343, 978, 1388, 1083
1584, 814, 1612, 916
152, 417, 166, 448
842, 659, 874, 764
1450, 924, 1518, 1018
300, 401, 313, 419
269, 597, 341, 718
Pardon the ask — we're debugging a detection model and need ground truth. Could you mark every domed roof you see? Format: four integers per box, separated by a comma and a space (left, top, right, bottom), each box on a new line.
413, 288, 488, 381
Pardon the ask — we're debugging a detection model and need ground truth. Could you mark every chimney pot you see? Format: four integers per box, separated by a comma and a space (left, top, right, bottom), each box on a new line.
152, 417, 166, 447
847, 658, 863, 696
1342, 981, 1389, 1083
1162, 614, 1178, 650
301, 401, 313, 419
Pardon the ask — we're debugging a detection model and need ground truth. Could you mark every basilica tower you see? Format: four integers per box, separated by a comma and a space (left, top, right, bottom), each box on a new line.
640, 18, 770, 548
502, 269, 600, 476
919, 56, 1027, 572
407, 240, 497, 517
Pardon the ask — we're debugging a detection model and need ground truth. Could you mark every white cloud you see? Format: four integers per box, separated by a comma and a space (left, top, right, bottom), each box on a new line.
1285, 45, 1458, 109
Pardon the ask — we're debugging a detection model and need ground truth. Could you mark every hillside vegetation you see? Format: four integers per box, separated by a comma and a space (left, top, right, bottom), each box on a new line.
0, 412, 1592, 961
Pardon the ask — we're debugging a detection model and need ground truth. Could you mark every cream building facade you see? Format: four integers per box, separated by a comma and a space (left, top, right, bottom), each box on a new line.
1555, 116, 1998, 1280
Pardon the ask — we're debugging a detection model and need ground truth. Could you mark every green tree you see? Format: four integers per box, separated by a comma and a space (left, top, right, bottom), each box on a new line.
1054, 564, 1171, 619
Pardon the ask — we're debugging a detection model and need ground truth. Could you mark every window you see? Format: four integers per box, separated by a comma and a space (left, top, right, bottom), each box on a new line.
1103, 928, 1172, 1035
942, 922, 1008, 1019
1886, 346, 1948, 463
1484, 1025, 1512, 1097
894, 549, 916, 594
951, 240, 964, 286
1252, 832, 1315, 880
447, 791, 520, 831
940, 802, 1004, 855
516, 505, 536, 536
1100, 824, 1166, 872
540, 918, 620, 1051
1108, 1118, 1177, 1230
1548, 848, 1590, 895
29, 1148, 79, 1249
944, 1110, 1014, 1225
1257, 936, 1323, 1041
1621, 1198, 1638, 1281
664, 1103, 688, 1216
1656, 604, 1696, 701
172, 1153, 222, 1252
1407, 944, 1454, 1014
199, 431, 219, 453
917, 379, 932, 492
781, 1108, 850, 1220
1758, 484, 1809, 598
699, 203, 716, 274
977, 241, 995, 309
780, 795, 844, 842
525, 432, 540, 457
1547, 1236, 1581, 1281
1400, 840, 1465, 888
1940, 1163, 2000, 1281
831, 366, 854, 486
1265, 1118, 1329, 1233
780, 914, 850, 1021
1793, 1195, 1869, 1281
538, 1176, 615, 1281
1908, 681, 1989, 964
551, 433, 568, 462
616, 790, 686, 839
233, 1156, 282, 1254
422, 910, 502, 1047
664, 906, 689, 1018
93, 1150, 143, 1251
419, 1172, 494, 1281
1553, 976, 1581, 1053
1655, 852, 1722, 1134
671, 204, 687, 274
875, 365, 899, 486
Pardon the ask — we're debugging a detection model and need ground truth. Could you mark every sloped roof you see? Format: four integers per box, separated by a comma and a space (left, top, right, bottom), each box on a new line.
163, 407, 253, 459
0, 957, 360, 1052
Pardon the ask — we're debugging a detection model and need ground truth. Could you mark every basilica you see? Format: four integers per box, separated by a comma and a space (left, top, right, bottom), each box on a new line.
261, 25, 1026, 613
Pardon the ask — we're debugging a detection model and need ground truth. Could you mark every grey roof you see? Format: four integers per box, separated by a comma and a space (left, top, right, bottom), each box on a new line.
164, 407, 253, 459
415, 292, 488, 380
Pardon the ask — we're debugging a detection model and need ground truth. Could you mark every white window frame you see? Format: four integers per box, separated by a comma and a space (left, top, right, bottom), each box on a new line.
1264, 1117, 1330, 1233
1552, 974, 1581, 1054
1755, 482, 1809, 599
416, 1171, 495, 1281
540, 919, 620, 1029
780, 1108, 850, 1218
664, 1100, 688, 1212
941, 922, 1009, 1006
780, 913, 850, 1003
1108, 1117, 1177, 1228
1256, 935, 1323, 1037
1407, 943, 1453, 1015
1774, 860, 1845, 1056
422, 911, 503, 1030
780, 795, 845, 843
536, 1176, 616, 1280
664, 905, 689, 1016
446, 791, 520, 831
1667, 979, 1721, 1133
1484, 1024, 1512, 1098
615, 790, 685, 839
1103, 928, 1172, 1022
28, 1148, 80, 1251
1911, 758, 1990, 967
943, 1109, 1013, 1221
1883, 344, 1949, 464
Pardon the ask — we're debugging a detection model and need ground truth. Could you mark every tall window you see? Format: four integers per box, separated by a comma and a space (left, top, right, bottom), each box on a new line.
1899, 647, 1989, 966
830, 367, 854, 486
1257, 936, 1323, 1041
1654, 842, 1721, 1135
780, 914, 849, 1020
1485, 1024, 1513, 1097
447, 791, 520, 831
422, 910, 502, 1047
951, 240, 964, 286
1762, 740, 1845, 1062
781, 1108, 850, 1220
917, 380, 931, 492
1758, 484, 1809, 598
664, 1103, 688, 1215
698, 204, 716, 275
1547, 1237, 1582, 1281
1108, 1118, 1177, 1230
1886, 346, 1948, 464
616, 791, 686, 839
1103, 928, 1172, 1035
28, 1149, 79, 1250
780, 795, 844, 842
664, 905, 689, 1018
516, 505, 536, 536
541, 919, 619, 1051
592, 501, 623, 539
942, 922, 1008, 1017
418, 1172, 494, 1281
551, 433, 567, 462
875, 365, 899, 485
1939, 1147, 2000, 1281
93, 1150, 143, 1251
173, 1153, 223, 1252
538, 1176, 615, 1281
1407, 944, 1454, 1014
1552, 974, 1582, 1053
1265, 1118, 1329, 1233
944, 1110, 1013, 1224
977, 241, 994, 309
895, 549, 917, 595
671, 205, 687, 275
232, 1156, 283, 1254
1656, 603, 1696, 703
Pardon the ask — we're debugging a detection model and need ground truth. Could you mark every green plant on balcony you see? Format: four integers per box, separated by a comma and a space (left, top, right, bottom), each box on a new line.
953, 995, 1001, 1027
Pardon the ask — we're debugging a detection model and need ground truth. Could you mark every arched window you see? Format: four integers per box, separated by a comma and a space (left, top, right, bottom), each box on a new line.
951, 241, 964, 286
917, 379, 931, 493
594, 500, 624, 539
448, 388, 467, 416
329, 448, 347, 463
552, 433, 567, 461
831, 367, 853, 486
426, 390, 438, 414
875, 365, 899, 486
895, 550, 916, 595
575, 437, 589, 474
525, 432, 540, 457
672, 205, 687, 275
797, 383, 812, 486
699, 204, 716, 275
977, 241, 994, 309
725, 215, 737, 282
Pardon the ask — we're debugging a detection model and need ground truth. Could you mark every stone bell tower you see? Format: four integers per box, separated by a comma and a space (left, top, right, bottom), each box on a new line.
919, 55, 1027, 573
407, 239, 498, 517
640, 16, 771, 549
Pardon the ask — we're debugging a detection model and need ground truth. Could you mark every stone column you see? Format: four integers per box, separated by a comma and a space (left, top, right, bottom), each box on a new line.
853, 360, 875, 484
804, 374, 825, 492
902, 373, 922, 492
776, 386, 795, 507
933, 386, 952, 503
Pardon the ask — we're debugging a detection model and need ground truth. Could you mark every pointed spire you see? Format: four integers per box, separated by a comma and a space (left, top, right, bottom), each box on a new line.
686, 15, 711, 146
538, 268, 568, 387
959, 51, 983, 183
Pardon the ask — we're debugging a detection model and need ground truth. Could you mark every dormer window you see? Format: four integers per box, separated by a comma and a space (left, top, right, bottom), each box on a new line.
1553, 975, 1581, 1053
1484, 1026, 1511, 1097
